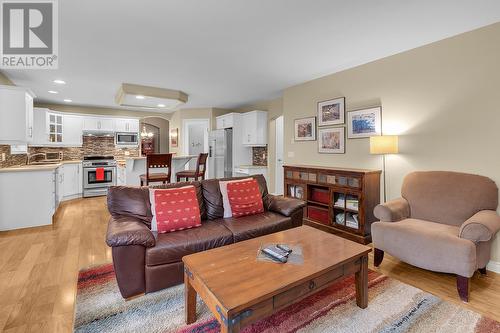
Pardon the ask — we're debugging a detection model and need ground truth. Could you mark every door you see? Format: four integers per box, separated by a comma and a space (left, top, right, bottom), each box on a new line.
275, 116, 284, 195
183, 119, 209, 170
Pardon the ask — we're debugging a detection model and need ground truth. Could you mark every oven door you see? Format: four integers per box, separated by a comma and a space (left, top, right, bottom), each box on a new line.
116, 132, 138, 146
84, 167, 116, 188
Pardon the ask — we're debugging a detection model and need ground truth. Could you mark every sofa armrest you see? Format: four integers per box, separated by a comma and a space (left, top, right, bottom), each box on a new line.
374, 197, 410, 222
106, 215, 156, 248
459, 210, 500, 242
266, 195, 306, 217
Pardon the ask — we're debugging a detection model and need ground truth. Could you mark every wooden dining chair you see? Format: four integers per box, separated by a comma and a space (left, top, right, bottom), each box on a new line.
140, 153, 173, 186
176, 153, 208, 182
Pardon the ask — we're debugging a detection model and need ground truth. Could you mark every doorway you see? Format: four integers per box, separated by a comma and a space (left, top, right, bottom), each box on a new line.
275, 115, 284, 195
182, 119, 210, 169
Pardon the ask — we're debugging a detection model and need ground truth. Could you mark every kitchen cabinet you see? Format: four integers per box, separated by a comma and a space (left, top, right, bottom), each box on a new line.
55, 165, 64, 208
83, 116, 114, 132
63, 163, 82, 200
32, 108, 83, 147
216, 113, 236, 129
241, 111, 267, 146
115, 118, 139, 133
0, 85, 35, 144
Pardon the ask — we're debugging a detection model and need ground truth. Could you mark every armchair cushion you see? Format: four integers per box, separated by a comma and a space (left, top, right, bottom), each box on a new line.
373, 197, 410, 222
459, 210, 500, 242
265, 194, 306, 217
106, 215, 156, 248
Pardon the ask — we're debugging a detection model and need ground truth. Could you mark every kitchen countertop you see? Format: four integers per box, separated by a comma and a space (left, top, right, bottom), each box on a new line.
0, 160, 82, 173
125, 155, 197, 160
238, 165, 268, 169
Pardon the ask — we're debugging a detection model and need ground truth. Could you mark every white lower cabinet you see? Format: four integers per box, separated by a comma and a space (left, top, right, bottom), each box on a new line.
63, 163, 82, 200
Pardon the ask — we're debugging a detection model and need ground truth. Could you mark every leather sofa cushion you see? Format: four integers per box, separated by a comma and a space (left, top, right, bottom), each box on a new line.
107, 186, 153, 226
372, 218, 476, 277
218, 211, 293, 242
202, 174, 269, 220
145, 221, 233, 266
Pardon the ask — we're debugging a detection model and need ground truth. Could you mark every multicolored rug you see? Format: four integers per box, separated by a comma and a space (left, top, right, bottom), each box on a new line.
74, 264, 500, 333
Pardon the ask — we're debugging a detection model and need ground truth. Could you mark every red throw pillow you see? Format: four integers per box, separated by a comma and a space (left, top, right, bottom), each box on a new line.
226, 178, 264, 218
149, 186, 202, 233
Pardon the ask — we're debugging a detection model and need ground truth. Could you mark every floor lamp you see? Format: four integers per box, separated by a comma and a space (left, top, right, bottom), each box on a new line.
370, 135, 399, 203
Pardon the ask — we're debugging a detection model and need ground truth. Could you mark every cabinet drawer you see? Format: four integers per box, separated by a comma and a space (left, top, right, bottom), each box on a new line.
273, 267, 343, 309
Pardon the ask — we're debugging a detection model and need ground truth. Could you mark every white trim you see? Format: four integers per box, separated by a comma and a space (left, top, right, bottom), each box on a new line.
486, 260, 500, 274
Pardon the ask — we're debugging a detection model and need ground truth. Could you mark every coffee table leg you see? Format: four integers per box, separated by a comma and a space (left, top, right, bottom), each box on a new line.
355, 254, 368, 309
185, 267, 197, 324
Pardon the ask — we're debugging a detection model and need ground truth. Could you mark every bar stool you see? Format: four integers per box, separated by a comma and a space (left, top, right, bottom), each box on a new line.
176, 153, 208, 182
140, 153, 173, 186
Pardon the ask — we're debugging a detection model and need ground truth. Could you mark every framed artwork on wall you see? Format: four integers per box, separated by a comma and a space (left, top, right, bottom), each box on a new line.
294, 116, 316, 141
317, 97, 345, 126
318, 127, 345, 154
347, 106, 382, 139
170, 128, 178, 147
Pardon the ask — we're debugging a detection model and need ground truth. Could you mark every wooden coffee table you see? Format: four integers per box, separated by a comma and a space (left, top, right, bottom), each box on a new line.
183, 225, 371, 333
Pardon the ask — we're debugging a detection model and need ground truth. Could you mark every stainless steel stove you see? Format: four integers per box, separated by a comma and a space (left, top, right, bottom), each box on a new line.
82, 155, 117, 197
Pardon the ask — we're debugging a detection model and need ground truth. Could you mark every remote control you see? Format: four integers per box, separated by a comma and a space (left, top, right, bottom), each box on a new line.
262, 247, 288, 263
276, 244, 292, 254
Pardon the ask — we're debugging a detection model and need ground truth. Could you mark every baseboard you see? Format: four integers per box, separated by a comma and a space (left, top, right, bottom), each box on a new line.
486, 260, 500, 273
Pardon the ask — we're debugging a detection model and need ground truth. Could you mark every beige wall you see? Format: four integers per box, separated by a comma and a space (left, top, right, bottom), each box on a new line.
282, 22, 500, 262
0, 71, 14, 85
140, 117, 170, 153
237, 98, 283, 193
169, 108, 213, 155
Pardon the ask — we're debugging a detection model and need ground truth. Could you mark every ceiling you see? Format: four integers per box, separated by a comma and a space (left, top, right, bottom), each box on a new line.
4, 0, 500, 113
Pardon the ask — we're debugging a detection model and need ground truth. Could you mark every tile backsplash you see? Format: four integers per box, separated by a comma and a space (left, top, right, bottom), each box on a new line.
0, 136, 139, 168
252, 146, 268, 166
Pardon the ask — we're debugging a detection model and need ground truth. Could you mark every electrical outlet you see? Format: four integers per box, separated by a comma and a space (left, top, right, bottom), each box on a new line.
1, 153, 5, 162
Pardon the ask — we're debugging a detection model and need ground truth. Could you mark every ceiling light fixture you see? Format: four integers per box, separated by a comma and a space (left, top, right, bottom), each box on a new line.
48, 90, 58, 94
53, 79, 66, 84
116, 83, 188, 110
63, 99, 72, 102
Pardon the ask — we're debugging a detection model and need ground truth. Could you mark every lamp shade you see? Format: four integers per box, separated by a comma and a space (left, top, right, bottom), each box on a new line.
370, 135, 399, 154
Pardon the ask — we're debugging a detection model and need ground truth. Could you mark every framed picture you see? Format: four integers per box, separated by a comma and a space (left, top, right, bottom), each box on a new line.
294, 117, 316, 141
170, 128, 178, 147
347, 106, 382, 139
318, 127, 345, 154
317, 97, 345, 126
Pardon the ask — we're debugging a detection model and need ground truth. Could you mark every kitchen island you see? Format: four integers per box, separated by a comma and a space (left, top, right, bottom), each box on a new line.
124, 155, 197, 185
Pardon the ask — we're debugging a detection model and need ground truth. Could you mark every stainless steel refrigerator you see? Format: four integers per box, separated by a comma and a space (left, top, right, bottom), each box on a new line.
208, 128, 232, 179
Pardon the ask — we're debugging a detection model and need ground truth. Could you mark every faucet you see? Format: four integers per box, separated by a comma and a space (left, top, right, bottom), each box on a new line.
26, 152, 47, 165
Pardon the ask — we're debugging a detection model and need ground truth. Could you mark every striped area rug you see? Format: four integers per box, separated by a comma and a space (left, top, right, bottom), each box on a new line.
74, 264, 500, 333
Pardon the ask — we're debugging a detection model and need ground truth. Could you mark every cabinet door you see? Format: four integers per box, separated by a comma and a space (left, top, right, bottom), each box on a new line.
115, 119, 128, 132
242, 111, 267, 145
62, 115, 83, 146
63, 164, 81, 198
48, 113, 63, 143
83, 117, 99, 131
99, 118, 114, 131
32, 108, 49, 145
26, 93, 34, 142
242, 113, 255, 144
0, 88, 29, 143
128, 119, 139, 132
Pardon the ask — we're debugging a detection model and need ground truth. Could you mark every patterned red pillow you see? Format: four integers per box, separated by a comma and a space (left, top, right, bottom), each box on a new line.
226, 178, 264, 218
149, 186, 202, 233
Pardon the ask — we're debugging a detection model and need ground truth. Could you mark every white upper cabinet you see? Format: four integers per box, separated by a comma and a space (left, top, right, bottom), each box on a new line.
32, 108, 83, 147
0, 85, 35, 144
63, 115, 84, 146
241, 111, 268, 146
115, 118, 139, 132
83, 117, 114, 132
216, 113, 236, 129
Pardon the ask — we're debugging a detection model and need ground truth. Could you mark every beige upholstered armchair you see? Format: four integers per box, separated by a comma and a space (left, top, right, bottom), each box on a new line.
372, 171, 500, 302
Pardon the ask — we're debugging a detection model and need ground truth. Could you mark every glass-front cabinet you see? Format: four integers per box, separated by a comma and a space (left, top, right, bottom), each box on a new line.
48, 112, 63, 143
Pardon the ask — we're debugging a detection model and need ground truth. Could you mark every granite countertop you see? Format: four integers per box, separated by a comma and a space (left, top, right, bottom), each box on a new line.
238, 165, 268, 169
0, 160, 82, 173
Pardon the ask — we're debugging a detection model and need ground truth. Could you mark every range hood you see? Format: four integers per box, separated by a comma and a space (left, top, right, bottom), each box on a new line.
115, 83, 188, 110
82, 130, 115, 137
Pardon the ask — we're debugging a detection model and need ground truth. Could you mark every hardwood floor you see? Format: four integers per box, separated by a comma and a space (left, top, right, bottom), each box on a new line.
0, 196, 499, 332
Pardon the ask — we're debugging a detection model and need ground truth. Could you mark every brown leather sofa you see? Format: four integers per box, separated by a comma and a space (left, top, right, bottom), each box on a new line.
106, 175, 306, 298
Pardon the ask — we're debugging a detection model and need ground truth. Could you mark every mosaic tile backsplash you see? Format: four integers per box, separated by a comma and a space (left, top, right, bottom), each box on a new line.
252, 146, 268, 166
0, 136, 139, 168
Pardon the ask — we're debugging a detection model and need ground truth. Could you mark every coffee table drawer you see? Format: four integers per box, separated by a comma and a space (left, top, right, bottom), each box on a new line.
273, 267, 344, 309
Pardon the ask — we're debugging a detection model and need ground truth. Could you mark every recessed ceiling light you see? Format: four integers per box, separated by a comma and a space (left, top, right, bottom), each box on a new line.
135, 95, 145, 99
63, 99, 72, 102
53, 79, 66, 84
157, 104, 166, 107
48, 90, 58, 94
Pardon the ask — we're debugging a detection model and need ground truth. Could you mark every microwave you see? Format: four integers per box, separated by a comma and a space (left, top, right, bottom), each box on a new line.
115, 132, 139, 146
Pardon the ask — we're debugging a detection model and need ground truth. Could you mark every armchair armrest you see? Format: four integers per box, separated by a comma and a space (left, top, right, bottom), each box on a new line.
459, 210, 500, 242
374, 197, 410, 222
266, 195, 306, 217
106, 215, 156, 248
